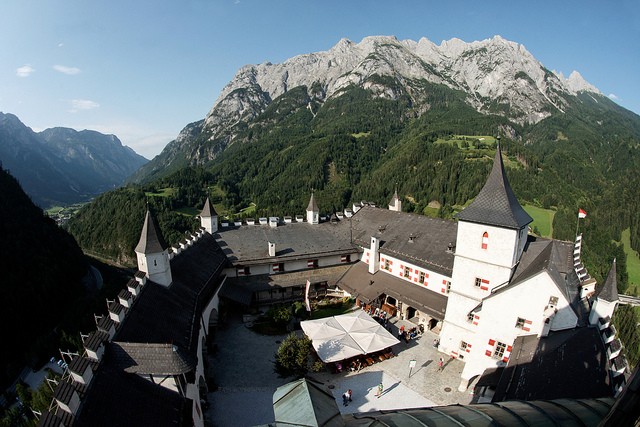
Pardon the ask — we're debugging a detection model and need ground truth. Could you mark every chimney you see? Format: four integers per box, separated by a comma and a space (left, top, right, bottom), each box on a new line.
268, 242, 276, 257
369, 236, 380, 274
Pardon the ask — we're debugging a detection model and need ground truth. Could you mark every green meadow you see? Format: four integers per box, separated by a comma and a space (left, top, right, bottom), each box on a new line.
522, 204, 555, 238
621, 228, 640, 291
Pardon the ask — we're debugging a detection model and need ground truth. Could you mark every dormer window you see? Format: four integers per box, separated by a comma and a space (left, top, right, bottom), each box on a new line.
481, 232, 489, 250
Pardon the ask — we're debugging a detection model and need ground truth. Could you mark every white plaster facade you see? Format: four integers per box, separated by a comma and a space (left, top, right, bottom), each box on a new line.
136, 249, 173, 287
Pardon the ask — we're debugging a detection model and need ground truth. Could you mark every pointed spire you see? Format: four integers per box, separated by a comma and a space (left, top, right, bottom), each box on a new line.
456, 141, 532, 229
597, 259, 619, 303
135, 210, 168, 254
306, 192, 319, 212
200, 197, 218, 218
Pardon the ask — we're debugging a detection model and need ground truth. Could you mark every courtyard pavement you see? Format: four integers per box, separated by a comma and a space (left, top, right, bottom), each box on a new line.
206, 312, 474, 427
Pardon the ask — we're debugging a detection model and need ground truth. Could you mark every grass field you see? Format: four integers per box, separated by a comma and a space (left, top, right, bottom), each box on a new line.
621, 228, 640, 290
434, 135, 497, 148
311, 300, 355, 319
523, 204, 555, 238
145, 187, 176, 198
351, 131, 371, 139
239, 203, 257, 217
173, 206, 200, 216
46, 206, 64, 215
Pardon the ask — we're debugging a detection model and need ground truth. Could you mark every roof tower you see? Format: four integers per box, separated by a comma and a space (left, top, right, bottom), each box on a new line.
456, 142, 532, 229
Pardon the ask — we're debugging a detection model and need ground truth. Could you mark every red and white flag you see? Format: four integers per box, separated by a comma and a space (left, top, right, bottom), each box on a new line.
578, 209, 587, 219
304, 279, 311, 312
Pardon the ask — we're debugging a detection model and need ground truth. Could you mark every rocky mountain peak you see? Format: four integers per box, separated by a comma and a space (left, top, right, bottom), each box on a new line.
138, 35, 608, 182
563, 70, 601, 94
205, 35, 601, 133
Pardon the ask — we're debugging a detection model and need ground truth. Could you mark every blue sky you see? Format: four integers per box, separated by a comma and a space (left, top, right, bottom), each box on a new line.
2, 1, 639, 158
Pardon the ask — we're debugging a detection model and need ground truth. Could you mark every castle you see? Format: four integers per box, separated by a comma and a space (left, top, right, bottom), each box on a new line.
38, 144, 627, 426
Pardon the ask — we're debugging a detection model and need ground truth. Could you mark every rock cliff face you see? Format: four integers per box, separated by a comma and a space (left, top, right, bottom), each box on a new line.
206, 35, 599, 128
134, 35, 605, 181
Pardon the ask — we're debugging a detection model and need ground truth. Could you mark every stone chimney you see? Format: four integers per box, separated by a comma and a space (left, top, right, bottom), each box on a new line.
368, 236, 380, 274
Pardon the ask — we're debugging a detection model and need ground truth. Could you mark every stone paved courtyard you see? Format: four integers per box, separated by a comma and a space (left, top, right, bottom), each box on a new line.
206, 312, 473, 427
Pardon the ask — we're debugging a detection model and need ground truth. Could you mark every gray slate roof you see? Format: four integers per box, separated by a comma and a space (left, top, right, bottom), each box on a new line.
200, 196, 217, 217
117, 233, 227, 354
134, 210, 168, 254
456, 146, 532, 230
68, 233, 227, 427
216, 220, 356, 266
73, 363, 191, 427
596, 259, 619, 302
351, 206, 457, 276
491, 328, 612, 402
110, 342, 196, 375
480, 237, 585, 321
337, 262, 448, 320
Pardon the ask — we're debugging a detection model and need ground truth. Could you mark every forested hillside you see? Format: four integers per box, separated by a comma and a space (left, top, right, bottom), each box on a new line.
0, 166, 87, 388
69, 82, 640, 295
68, 185, 199, 265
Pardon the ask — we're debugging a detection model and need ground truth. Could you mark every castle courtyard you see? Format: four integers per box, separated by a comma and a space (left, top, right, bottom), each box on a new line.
206, 310, 473, 427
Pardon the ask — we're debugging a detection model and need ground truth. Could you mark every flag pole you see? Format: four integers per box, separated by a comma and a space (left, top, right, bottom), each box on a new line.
575, 217, 580, 239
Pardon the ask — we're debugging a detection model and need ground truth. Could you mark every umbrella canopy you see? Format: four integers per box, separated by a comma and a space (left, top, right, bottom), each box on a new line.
313, 334, 363, 363
350, 324, 400, 354
301, 309, 400, 363
334, 310, 379, 333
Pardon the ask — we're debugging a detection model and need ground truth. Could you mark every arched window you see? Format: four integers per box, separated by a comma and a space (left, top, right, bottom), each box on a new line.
481, 232, 489, 250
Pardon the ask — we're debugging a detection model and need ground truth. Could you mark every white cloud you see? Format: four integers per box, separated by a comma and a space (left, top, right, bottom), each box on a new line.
58, 43, 64, 48
16, 64, 35, 77
69, 99, 100, 112
54, 65, 81, 75
608, 93, 619, 100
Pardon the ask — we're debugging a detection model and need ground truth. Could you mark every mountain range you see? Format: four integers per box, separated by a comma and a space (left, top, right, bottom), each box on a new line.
130, 35, 626, 184
0, 112, 148, 207
71, 35, 639, 272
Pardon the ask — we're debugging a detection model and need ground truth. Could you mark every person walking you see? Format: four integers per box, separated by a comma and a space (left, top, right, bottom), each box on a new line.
437, 357, 444, 372
342, 390, 349, 406
376, 382, 384, 398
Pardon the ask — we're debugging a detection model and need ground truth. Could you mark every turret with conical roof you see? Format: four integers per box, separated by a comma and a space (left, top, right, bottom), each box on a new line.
306, 192, 319, 224
452, 141, 533, 269
200, 197, 218, 233
135, 210, 172, 287
456, 142, 532, 230
388, 188, 402, 212
589, 259, 620, 325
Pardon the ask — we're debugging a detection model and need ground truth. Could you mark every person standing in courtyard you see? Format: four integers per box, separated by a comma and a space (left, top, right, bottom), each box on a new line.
437, 357, 444, 372
376, 382, 383, 397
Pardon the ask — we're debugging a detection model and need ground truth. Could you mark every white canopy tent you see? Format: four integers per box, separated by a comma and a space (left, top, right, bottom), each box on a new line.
300, 310, 400, 363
